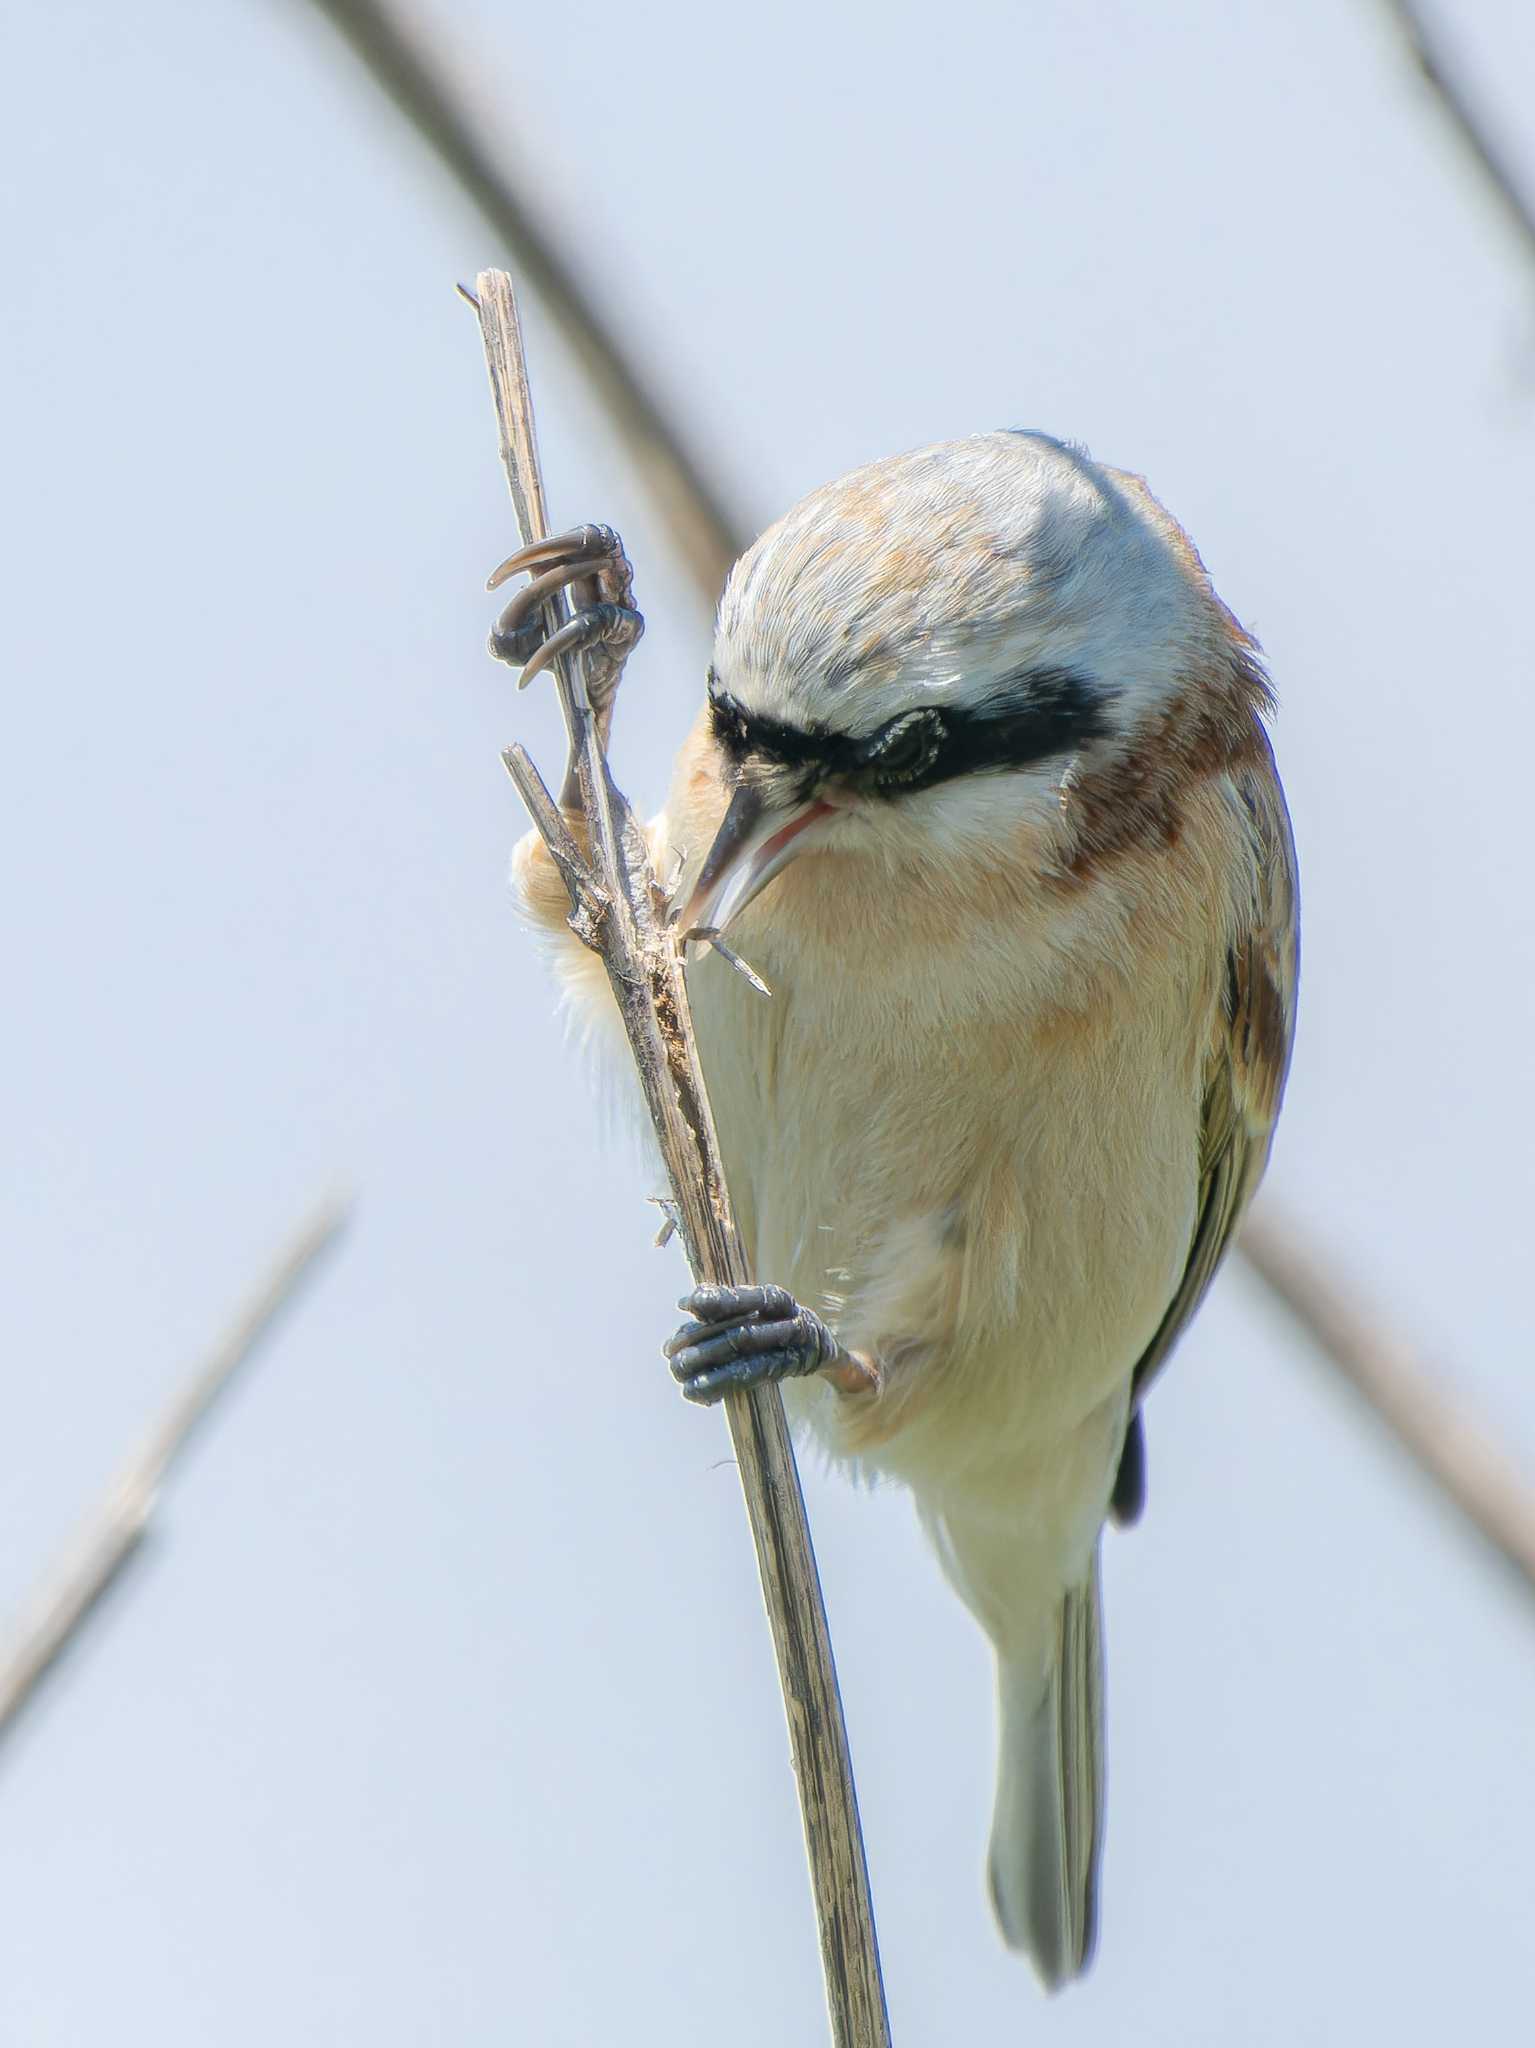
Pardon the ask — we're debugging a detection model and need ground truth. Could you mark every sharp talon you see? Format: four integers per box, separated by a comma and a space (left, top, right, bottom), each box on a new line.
515, 605, 641, 691
487, 555, 524, 593
491, 557, 611, 647
516, 637, 559, 691
516, 614, 585, 690
487, 538, 570, 592
486, 524, 618, 591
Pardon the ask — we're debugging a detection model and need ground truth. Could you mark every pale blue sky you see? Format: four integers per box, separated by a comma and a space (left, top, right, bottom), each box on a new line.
2, 2, 1533, 2042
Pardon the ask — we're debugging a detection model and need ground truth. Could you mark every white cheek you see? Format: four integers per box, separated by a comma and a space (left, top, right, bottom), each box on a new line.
896, 765, 1070, 866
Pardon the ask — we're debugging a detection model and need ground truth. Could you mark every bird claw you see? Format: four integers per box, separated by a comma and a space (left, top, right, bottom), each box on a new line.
486, 523, 624, 593
663, 1283, 847, 1405
486, 522, 644, 808
486, 520, 643, 711
493, 602, 643, 693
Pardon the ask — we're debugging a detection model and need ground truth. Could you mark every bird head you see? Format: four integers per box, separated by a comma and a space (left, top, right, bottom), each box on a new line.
683, 430, 1267, 934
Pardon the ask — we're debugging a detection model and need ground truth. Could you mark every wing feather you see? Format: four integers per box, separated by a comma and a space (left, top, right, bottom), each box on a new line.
1110, 739, 1299, 1524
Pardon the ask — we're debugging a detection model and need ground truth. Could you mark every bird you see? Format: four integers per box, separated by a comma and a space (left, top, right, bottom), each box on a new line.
497, 429, 1298, 1989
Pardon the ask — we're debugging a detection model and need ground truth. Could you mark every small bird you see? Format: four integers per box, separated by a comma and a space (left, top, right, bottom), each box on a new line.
500, 431, 1298, 1988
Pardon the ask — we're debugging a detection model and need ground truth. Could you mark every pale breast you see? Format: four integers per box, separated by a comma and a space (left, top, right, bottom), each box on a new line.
683, 848, 1215, 1492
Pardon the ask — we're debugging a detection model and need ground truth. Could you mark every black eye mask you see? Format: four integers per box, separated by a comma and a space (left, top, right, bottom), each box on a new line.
707, 665, 1113, 800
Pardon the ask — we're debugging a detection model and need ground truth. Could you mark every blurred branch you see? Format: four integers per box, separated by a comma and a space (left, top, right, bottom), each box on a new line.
1241, 1207, 1535, 1596
0, 1197, 350, 1742
469, 271, 889, 2048
1376, 0, 1535, 273
300, 0, 745, 592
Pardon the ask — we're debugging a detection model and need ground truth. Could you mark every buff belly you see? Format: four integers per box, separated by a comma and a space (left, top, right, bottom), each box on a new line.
684, 874, 1203, 1552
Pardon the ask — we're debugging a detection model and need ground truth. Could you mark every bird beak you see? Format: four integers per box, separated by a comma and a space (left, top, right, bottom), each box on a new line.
682, 784, 833, 935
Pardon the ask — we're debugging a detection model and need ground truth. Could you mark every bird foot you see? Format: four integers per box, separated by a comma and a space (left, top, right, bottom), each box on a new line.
664, 1283, 875, 1405
486, 522, 643, 712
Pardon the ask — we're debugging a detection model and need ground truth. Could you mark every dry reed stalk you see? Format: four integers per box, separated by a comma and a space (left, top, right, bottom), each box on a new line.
469, 269, 889, 2048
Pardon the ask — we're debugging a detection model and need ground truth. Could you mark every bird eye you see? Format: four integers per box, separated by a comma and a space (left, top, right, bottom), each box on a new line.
868, 710, 943, 786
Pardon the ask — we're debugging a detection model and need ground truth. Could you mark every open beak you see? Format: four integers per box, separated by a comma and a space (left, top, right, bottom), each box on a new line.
682, 784, 833, 935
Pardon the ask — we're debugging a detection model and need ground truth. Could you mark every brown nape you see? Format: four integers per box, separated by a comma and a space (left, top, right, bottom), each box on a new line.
1059, 646, 1271, 884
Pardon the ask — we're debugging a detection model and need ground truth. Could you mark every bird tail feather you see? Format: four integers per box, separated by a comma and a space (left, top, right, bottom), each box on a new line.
987, 1548, 1105, 1990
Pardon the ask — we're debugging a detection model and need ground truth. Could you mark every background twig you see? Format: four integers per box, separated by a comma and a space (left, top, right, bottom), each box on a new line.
1376, 0, 1535, 275
0, 1197, 350, 1741
470, 271, 889, 2048
1241, 1207, 1535, 1592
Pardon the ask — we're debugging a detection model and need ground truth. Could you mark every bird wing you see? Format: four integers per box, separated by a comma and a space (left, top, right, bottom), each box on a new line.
1111, 738, 1299, 1523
